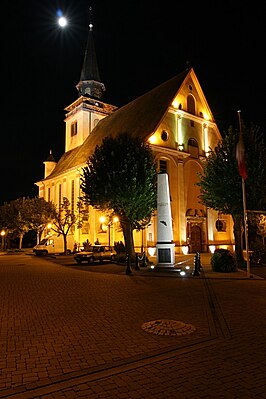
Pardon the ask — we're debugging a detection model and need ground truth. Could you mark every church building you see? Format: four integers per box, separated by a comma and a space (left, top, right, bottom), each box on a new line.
35, 22, 234, 254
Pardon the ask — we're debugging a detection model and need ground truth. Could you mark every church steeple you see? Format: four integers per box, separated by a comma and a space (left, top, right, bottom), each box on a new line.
76, 7, 105, 100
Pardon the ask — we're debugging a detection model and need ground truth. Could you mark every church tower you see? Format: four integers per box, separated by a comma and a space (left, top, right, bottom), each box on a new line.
76, 8, 105, 100
63, 8, 116, 153
36, 7, 234, 254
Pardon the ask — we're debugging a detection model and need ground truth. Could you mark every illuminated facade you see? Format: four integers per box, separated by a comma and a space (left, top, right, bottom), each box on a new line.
35, 26, 234, 253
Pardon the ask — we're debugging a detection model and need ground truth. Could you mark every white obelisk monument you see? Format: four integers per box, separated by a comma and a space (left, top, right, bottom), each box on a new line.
156, 173, 175, 268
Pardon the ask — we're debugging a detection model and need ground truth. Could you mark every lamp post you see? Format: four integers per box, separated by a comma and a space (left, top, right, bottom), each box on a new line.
1, 230, 6, 251
99, 216, 119, 247
113, 217, 119, 246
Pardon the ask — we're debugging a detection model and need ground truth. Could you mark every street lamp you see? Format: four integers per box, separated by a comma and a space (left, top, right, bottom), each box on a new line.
99, 216, 119, 246
99, 216, 109, 245
1, 230, 6, 251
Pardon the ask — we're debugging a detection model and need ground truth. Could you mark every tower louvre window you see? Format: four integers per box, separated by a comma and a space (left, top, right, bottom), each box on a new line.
71, 121, 77, 136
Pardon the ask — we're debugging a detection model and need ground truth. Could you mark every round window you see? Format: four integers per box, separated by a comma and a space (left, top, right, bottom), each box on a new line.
161, 130, 168, 141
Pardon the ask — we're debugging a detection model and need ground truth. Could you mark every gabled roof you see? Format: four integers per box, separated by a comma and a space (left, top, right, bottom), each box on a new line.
45, 68, 191, 180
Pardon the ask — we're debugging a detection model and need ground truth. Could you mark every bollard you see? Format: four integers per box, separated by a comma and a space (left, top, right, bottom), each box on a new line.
125, 253, 133, 275
142, 252, 147, 267
192, 253, 200, 276
197, 252, 202, 269
135, 253, 140, 270
138, 252, 147, 267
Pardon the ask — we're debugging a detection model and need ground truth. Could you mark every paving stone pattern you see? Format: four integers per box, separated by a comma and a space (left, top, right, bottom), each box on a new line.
0, 253, 265, 398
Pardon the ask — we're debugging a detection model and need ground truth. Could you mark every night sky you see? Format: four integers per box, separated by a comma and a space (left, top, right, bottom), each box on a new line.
2, 1, 265, 204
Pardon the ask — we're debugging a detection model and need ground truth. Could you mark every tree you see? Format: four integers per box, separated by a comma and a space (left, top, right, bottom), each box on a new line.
25, 197, 57, 243
249, 213, 266, 249
0, 197, 56, 249
197, 123, 266, 265
49, 197, 85, 255
80, 133, 157, 258
257, 214, 266, 248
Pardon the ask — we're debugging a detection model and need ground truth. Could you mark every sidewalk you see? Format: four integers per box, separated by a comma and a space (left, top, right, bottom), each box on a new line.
93, 252, 263, 280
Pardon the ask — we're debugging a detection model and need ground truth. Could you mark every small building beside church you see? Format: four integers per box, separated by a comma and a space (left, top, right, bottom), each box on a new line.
35, 23, 234, 254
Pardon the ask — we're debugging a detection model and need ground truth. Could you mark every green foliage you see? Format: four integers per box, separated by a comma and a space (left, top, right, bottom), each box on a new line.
197, 124, 266, 215
81, 132, 157, 225
0, 197, 56, 249
197, 123, 265, 266
80, 132, 157, 256
26, 197, 56, 239
211, 249, 238, 272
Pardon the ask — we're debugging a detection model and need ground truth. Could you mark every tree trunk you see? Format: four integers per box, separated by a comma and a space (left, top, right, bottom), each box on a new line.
120, 218, 135, 274
120, 220, 135, 258
232, 214, 245, 266
19, 233, 23, 250
63, 234, 68, 255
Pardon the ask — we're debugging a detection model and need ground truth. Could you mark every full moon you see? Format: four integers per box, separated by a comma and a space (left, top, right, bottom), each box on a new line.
58, 16, 67, 27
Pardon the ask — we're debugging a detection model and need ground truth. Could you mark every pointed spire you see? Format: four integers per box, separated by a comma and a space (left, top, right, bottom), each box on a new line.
43, 150, 56, 178
76, 6, 105, 99
45, 149, 55, 162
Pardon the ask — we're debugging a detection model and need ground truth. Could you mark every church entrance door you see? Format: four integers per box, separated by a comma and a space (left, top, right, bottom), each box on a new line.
190, 225, 202, 253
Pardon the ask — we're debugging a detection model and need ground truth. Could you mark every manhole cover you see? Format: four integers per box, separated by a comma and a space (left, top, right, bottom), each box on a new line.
141, 319, 196, 336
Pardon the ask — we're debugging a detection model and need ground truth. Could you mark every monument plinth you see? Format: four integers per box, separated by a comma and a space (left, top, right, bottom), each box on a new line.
156, 173, 175, 268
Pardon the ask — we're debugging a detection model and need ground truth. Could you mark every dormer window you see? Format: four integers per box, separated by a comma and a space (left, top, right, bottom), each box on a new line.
71, 121, 77, 137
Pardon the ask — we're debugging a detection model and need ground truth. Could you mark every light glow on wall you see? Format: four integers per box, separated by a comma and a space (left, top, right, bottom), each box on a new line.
203, 124, 209, 155
148, 247, 156, 257
209, 245, 216, 253
182, 245, 189, 255
176, 113, 183, 149
172, 99, 179, 108
148, 134, 157, 144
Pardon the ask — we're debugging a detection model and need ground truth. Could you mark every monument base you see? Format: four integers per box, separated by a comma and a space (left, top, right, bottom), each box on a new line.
155, 242, 175, 269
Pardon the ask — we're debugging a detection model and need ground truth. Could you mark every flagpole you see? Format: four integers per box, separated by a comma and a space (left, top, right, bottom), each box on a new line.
237, 110, 251, 277
241, 176, 251, 276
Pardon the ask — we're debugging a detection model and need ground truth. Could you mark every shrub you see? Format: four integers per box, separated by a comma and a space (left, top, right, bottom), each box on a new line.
211, 248, 237, 272
114, 241, 126, 254
83, 240, 92, 251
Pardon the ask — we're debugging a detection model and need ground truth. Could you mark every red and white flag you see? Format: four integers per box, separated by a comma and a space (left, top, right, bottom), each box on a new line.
236, 111, 248, 180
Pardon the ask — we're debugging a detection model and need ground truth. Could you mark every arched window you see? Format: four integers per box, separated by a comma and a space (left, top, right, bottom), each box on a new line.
158, 159, 168, 174
187, 94, 196, 115
188, 138, 199, 158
